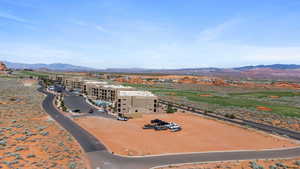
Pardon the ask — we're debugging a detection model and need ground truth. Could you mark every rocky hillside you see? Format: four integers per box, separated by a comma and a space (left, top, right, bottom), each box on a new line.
0, 61, 8, 71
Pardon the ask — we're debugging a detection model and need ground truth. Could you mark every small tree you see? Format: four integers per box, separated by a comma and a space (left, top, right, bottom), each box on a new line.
166, 104, 177, 113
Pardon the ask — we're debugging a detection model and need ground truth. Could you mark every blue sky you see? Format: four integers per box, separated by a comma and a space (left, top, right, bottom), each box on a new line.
0, 0, 300, 68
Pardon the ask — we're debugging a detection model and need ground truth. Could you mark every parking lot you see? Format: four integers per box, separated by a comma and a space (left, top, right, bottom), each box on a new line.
74, 112, 298, 156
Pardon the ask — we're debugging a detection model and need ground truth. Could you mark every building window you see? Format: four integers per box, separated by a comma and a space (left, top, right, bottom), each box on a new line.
118, 99, 121, 102
154, 109, 157, 112
118, 109, 121, 112
154, 100, 157, 103
135, 110, 138, 112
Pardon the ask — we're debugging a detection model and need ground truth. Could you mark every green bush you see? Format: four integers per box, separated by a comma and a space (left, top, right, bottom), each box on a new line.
225, 113, 236, 119
166, 104, 177, 113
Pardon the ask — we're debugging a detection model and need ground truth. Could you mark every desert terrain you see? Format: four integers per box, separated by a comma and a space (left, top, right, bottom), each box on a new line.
74, 112, 298, 156
0, 78, 87, 169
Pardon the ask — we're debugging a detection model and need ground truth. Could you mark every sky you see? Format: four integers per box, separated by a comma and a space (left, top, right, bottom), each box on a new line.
0, 0, 300, 69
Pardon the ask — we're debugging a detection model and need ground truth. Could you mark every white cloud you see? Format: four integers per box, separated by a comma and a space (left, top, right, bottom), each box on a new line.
72, 20, 88, 26
197, 18, 240, 41
95, 25, 108, 33
0, 11, 28, 23
72, 20, 109, 33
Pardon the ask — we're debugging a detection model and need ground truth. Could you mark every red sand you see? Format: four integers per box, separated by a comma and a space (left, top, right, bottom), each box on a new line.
256, 106, 273, 111
74, 113, 298, 156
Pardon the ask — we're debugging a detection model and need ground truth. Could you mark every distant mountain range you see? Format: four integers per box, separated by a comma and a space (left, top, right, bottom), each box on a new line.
235, 64, 300, 71
3, 61, 300, 81
3, 61, 97, 71
4, 60, 300, 72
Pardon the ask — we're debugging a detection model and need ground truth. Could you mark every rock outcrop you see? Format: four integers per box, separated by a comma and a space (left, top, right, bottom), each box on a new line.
0, 61, 8, 71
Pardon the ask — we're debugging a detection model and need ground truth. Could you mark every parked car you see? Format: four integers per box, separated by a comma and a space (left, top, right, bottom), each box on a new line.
48, 86, 55, 91
157, 121, 169, 126
154, 125, 168, 131
117, 116, 128, 121
143, 124, 155, 129
151, 119, 162, 123
171, 127, 182, 132
72, 109, 81, 113
88, 109, 94, 114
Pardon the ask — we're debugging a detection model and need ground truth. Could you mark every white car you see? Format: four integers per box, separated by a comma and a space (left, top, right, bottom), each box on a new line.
117, 116, 128, 121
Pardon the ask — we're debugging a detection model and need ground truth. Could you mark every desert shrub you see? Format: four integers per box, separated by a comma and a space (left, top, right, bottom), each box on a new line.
250, 161, 265, 169
225, 113, 236, 119
16, 146, 25, 151
275, 162, 285, 168
68, 162, 77, 169
0, 140, 6, 146
36, 126, 47, 131
40, 131, 49, 136
15, 136, 27, 141
62, 106, 67, 112
166, 104, 177, 113
269, 165, 278, 169
27, 154, 36, 158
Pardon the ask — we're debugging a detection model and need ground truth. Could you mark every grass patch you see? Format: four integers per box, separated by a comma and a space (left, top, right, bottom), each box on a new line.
230, 91, 300, 98
19, 71, 50, 78
122, 83, 300, 118
152, 89, 300, 118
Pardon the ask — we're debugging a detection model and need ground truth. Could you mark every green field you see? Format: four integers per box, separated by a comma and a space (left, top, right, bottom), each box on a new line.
230, 91, 300, 98
19, 71, 50, 78
124, 83, 300, 118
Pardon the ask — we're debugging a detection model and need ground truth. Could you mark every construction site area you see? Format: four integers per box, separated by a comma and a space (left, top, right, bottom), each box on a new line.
74, 112, 298, 156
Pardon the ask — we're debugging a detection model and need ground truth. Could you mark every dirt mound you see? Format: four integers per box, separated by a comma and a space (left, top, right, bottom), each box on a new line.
22, 79, 37, 86
256, 106, 272, 111
199, 94, 212, 97
269, 96, 280, 98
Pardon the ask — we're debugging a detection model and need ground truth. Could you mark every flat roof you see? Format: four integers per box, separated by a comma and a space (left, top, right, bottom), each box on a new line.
119, 90, 155, 97
84, 80, 108, 85
103, 85, 133, 89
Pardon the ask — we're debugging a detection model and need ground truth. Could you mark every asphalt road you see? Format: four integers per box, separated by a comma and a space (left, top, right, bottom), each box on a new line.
63, 90, 114, 119
39, 86, 300, 169
38, 87, 107, 152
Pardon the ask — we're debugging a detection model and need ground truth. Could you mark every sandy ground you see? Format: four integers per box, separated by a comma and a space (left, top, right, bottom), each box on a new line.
74, 112, 299, 156
0, 79, 87, 169
158, 158, 300, 169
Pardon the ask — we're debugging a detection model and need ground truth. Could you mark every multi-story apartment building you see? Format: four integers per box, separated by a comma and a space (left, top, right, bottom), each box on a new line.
82, 80, 108, 99
116, 91, 158, 115
85, 84, 134, 102
63, 77, 84, 90
57, 76, 158, 116
49, 74, 64, 83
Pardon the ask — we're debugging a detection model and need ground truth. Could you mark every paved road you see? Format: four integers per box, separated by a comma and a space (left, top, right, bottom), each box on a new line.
38, 87, 107, 152
63, 90, 114, 119
39, 86, 300, 169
